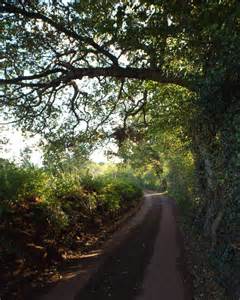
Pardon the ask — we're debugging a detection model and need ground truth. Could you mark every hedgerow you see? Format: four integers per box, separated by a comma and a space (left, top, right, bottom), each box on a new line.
0, 159, 143, 296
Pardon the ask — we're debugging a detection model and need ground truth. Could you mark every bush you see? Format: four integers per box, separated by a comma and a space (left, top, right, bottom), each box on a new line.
80, 172, 104, 193
0, 160, 144, 300
0, 161, 49, 203
31, 201, 69, 234
0, 161, 143, 247
96, 174, 143, 212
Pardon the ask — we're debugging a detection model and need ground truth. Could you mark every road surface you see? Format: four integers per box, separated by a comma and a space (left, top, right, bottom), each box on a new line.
40, 192, 192, 300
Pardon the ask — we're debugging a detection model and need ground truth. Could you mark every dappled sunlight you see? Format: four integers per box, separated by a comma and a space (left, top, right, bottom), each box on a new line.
144, 192, 164, 197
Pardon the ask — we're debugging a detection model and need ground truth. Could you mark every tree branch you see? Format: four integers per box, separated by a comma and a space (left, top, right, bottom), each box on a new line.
1, 2, 119, 66
0, 66, 189, 89
0, 68, 65, 85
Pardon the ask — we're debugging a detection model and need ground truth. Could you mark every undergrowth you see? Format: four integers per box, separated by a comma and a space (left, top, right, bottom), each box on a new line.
0, 160, 142, 299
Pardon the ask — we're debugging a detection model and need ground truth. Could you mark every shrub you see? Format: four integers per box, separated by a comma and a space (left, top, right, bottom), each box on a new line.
98, 186, 121, 212
50, 172, 98, 216
80, 172, 104, 193
31, 201, 69, 234
0, 161, 49, 203
0, 159, 144, 298
96, 174, 143, 212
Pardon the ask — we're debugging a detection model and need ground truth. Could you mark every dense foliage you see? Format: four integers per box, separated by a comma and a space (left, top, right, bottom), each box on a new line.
0, 158, 142, 298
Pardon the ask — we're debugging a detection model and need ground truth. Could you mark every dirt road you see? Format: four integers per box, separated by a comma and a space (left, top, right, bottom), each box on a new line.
40, 192, 192, 300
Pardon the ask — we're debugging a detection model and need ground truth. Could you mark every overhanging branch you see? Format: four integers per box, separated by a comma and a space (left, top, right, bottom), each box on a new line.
0, 68, 65, 85
0, 66, 189, 89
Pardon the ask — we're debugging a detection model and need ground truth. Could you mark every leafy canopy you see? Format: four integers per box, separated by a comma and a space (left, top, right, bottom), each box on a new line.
0, 1, 240, 150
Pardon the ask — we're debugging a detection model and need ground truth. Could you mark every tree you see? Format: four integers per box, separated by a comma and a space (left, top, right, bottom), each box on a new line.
0, 1, 197, 142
